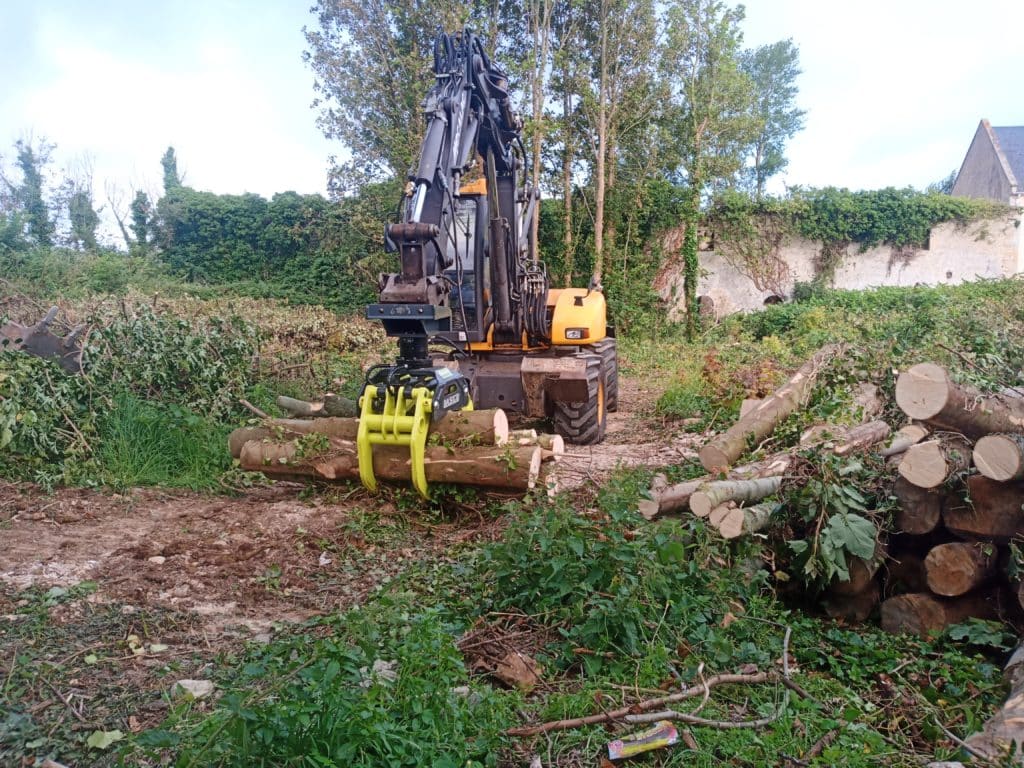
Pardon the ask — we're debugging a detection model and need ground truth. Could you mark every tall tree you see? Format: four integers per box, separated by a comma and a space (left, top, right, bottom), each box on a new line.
130, 191, 152, 249
739, 39, 804, 197
578, 0, 659, 282
662, 0, 758, 338
11, 139, 55, 247
161, 147, 182, 193
303, 0, 475, 191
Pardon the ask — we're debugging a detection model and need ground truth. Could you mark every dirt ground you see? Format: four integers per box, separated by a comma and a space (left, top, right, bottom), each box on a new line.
0, 373, 702, 635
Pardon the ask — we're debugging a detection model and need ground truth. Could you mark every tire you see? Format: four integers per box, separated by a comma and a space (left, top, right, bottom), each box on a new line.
592, 337, 619, 413
551, 353, 606, 445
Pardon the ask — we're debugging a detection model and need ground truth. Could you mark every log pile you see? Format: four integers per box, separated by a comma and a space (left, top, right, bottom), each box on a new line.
877, 363, 1024, 636
644, 354, 1024, 637
228, 407, 564, 494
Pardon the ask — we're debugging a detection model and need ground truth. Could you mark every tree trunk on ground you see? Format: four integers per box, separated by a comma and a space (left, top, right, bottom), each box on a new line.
892, 476, 945, 535
897, 435, 972, 489
834, 420, 891, 456
944, 476, 1024, 541
830, 541, 887, 596
239, 438, 541, 491
925, 542, 998, 596
689, 476, 783, 518
886, 553, 928, 593
718, 503, 776, 540
699, 344, 843, 471
880, 591, 999, 637
228, 409, 510, 459
895, 362, 1024, 438
880, 423, 930, 458
739, 398, 761, 418
825, 581, 880, 623
973, 433, 1024, 482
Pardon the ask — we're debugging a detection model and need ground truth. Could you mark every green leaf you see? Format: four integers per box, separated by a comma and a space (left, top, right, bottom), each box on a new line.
87, 729, 125, 750
823, 513, 876, 560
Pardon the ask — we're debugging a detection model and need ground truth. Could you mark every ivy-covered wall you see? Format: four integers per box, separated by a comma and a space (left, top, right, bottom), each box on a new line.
655, 198, 1023, 318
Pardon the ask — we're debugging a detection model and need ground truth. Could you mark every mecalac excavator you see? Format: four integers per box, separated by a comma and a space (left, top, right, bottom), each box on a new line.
356, 28, 617, 497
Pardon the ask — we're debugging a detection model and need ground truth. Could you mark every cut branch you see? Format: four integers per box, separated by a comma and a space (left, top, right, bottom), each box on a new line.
699, 344, 843, 471
690, 477, 783, 518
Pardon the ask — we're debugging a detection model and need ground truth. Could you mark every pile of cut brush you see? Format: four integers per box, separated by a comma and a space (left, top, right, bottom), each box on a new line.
641, 348, 1024, 637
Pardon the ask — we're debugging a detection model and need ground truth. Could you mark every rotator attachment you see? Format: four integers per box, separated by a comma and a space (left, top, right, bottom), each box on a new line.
356, 365, 472, 499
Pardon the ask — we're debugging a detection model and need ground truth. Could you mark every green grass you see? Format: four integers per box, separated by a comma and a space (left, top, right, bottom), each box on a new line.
127, 469, 1009, 767
96, 394, 232, 490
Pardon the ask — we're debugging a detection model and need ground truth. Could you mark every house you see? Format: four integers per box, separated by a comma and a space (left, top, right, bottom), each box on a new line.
951, 119, 1024, 206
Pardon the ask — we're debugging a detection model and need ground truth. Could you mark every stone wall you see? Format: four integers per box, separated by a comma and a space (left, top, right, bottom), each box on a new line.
654, 213, 1024, 319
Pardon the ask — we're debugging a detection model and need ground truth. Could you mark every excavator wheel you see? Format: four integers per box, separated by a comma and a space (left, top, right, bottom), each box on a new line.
592, 338, 618, 413
551, 353, 606, 445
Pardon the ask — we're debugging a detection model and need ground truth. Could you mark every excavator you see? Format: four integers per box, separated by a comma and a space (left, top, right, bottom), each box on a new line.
354, 28, 617, 498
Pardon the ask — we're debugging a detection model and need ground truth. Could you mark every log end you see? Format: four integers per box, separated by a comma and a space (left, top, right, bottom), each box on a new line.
637, 499, 660, 521
493, 409, 510, 446
898, 441, 949, 490
698, 445, 730, 474
974, 434, 1024, 482
880, 593, 946, 637
718, 508, 745, 539
689, 490, 713, 518
895, 362, 950, 420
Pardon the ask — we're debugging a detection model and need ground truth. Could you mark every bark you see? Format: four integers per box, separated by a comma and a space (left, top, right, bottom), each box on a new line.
973, 433, 1024, 482
886, 553, 928, 593
830, 541, 887, 596
239, 438, 541, 491
925, 542, 998, 597
895, 362, 1024, 438
897, 436, 972, 489
892, 476, 945, 535
699, 344, 843, 471
824, 581, 880, 624
690, 476, 783, 518
227, 409, 510, 459
833, 420, 891, 457
880, 423, 930, 458
739, 398, 761, 418
880, 591, 999, 637
944, 476, 1024, 541
638, 479, 703, 520
718, 502, 776, 540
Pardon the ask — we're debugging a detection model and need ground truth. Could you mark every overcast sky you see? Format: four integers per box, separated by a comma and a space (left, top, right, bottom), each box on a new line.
1, 0, 1022, 235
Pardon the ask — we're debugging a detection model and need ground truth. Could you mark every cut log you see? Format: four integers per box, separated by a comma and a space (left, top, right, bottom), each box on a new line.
718, 503, 776, 540
800, 423, 847, 448
509, 428, 539, 444
886, 553, 928, 594
690, 476, 783, 518
944, 476, 1024, 541
739, 398, 762, 418
880, 423, 930, 458
824, 581, 880, 624
708, 502, 736, 529
973, 433, 1024, 482
227, 408, 510, 459
892, 476, 945, 535
895, 362, 1024, 438
833, 420, 891, 457
830, 541, 887, 596
239, 438, 540, 491
925, 542, 997, 597
638, 479, 704, 520
880, 592, 998, 637
897, 435, 972, 489
537, 434, 564, 453
699, 344, 843, 471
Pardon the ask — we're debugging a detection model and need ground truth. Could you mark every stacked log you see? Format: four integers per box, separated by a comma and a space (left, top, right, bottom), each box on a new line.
228, 408, 565, 493
875, 362, 1024, 636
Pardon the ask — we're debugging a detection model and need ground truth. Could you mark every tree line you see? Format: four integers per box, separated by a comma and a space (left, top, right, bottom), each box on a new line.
2, 0, 805, 332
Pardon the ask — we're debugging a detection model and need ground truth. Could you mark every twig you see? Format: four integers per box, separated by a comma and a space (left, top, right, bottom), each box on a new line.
39, 676, 88, 724
239, 398, 270, 419
506, 672, 770, 736
932, 716, 997, 765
